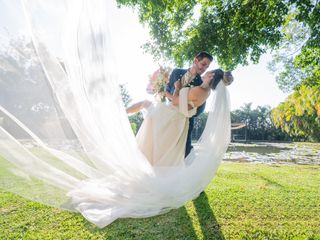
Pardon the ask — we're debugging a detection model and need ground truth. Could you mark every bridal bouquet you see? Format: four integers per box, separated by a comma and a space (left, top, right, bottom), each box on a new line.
146, 65, 172, 102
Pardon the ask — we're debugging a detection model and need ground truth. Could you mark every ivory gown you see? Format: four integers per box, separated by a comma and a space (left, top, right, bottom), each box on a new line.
136, 88, 196, 166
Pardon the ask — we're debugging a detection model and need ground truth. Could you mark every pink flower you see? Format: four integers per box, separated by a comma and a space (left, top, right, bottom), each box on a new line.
150, 69, 161, 82
145, 66, 172, 101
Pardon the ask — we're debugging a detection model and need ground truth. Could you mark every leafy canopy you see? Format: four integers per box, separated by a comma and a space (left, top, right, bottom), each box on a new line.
117, 0, 298, 69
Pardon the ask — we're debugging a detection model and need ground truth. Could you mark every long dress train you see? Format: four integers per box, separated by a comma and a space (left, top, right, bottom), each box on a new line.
0, 0, 231, 227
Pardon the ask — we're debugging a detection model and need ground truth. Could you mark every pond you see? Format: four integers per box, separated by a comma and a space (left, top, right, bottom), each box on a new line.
224, 142, 320, 165
12, 139, 320, 166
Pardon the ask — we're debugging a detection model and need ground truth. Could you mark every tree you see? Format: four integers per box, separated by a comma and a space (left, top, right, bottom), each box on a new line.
267, 16, 312, 92
129, 112, 144, 135
267, 4, 319, 92
119, 83, 132, 107
231, 103, 292, 141
267, 3, 320, 142
118, 83, 144, 134
116, 0, 318, 70
0, 36, 63, 138
271, 85, 320, 142
192, 112, 208, 140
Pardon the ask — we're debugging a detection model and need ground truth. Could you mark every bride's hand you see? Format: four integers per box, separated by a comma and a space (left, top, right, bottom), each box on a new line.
202, 71, 214, 84
223, 72, 234, 86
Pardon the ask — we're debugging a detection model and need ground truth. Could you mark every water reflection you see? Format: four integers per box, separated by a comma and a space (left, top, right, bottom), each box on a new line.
224, 142, 320, 165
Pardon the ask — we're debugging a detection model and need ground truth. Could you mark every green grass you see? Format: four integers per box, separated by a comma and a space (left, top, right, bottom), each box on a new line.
1, 162, 320, 239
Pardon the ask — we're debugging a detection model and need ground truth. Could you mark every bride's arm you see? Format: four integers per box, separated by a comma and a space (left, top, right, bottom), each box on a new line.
173, 71, 213, 107
172, 86, 209, 108
126, 100, 151, 114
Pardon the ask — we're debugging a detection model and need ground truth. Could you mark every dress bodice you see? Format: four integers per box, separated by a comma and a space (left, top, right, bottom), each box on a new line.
179, 88, 197, 117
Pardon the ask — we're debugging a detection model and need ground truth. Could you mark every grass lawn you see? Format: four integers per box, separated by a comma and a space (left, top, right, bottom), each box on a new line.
1, 162, 319, 239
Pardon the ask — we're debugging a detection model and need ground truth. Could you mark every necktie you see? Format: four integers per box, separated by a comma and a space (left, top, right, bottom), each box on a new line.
181, 70, 195, 87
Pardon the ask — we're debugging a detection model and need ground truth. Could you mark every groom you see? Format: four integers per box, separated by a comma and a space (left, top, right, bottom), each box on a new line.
165, 51, 214, 157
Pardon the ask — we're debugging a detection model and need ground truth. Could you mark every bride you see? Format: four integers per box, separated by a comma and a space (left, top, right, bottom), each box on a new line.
130, 69, 232, 167
0, 0, 232, 227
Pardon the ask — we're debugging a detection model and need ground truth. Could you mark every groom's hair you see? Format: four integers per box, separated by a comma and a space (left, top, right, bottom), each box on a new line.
195, 51, 213, 62
210, 69, 224, 90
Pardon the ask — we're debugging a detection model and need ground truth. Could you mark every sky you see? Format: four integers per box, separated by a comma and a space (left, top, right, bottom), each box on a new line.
0, 0, 289, 112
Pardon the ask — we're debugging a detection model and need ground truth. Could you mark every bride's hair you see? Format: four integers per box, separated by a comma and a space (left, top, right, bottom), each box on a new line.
210, 69, 233, 89
210, 69, 224, 89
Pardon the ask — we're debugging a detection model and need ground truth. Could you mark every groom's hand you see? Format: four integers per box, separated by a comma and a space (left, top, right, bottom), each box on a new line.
165, 91, 173, 101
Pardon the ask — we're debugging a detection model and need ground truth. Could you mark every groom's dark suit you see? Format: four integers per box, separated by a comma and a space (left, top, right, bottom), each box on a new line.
166, 68, 206, 157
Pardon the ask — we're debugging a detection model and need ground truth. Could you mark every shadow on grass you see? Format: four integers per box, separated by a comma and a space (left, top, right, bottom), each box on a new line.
84, 206, 199, 239
193, 192, 225, 240
83, 192, 224, 239
254, 173, 284, 188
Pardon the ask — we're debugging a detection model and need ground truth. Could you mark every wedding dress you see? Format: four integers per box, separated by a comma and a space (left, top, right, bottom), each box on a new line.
0, 0, 231, 228
136, 88, 196, 167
